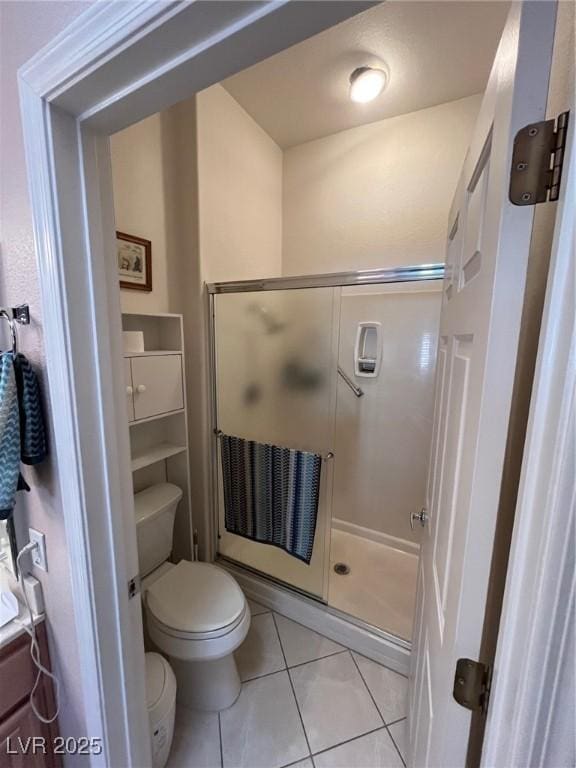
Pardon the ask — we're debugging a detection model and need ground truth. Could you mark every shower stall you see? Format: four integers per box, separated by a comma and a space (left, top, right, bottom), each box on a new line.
208, 265, 443, 642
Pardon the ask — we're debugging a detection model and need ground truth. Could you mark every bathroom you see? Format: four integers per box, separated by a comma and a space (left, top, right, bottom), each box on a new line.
105, 3, 508, 766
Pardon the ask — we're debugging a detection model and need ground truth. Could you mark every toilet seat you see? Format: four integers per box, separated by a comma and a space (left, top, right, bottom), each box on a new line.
146, 560, 246, 635
144, 560, 251, 662
147, 601, 248, 642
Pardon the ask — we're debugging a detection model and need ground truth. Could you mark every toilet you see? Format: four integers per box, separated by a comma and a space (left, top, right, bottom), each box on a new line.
135, 482, 251, 711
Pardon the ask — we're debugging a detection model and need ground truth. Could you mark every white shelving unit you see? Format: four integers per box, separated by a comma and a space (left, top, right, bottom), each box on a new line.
122, 312, 193, 563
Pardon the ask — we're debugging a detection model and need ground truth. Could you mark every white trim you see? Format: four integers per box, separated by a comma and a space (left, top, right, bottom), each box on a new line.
481, 94, 575, 766
332, 517, 420, 556
17, 3, 373, 763
223, 562, 411, 676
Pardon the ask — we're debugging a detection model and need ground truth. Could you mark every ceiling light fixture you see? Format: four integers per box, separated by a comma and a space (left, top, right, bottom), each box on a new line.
349, 66, 387, 104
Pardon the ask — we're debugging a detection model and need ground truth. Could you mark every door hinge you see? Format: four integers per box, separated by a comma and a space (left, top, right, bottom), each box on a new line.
509, 111, 570, 205
128, 574, 141, 600
453, 658, 491, 714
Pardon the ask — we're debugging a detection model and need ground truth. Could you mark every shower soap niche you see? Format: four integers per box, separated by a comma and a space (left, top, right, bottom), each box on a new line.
354, 322, 382, 378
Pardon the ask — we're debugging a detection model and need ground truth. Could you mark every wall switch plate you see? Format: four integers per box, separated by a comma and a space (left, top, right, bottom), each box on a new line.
28, 529, 47, 572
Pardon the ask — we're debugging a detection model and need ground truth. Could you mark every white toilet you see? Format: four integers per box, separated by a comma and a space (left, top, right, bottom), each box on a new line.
135, 482, 251, 711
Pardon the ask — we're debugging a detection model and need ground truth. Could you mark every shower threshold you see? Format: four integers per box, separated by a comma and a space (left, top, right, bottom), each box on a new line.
218, 556, 411, 675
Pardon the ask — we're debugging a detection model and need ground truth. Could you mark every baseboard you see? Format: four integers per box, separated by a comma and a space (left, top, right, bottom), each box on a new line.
221, 560, 411, 676
332, 517, 420, 556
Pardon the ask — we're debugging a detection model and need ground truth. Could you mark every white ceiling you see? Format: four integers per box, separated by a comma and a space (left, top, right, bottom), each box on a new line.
222, 1, 509, 148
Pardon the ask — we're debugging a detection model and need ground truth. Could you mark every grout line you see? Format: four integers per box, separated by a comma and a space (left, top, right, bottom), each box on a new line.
386, 719, 406, 767
350, 651, 407, 765
217, 711, 224, 768
279, 758, 314, 768
271, 609, 409, 680
272, 612, 314, 765
240, 666, 288, 684
349, 651, 385, 727
311, 725, 387, 759
272, 610, 345, 646
239, 646, 348, 686
386, 716, 407, 727
350, 648, 410, 679
288, 649, 348, 671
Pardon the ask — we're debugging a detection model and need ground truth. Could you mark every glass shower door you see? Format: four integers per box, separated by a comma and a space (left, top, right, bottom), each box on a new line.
213, 287, 339, 599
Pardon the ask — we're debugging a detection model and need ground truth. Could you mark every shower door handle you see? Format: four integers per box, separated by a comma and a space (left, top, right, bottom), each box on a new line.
337, 366, 364, 397
410, 508, 429, 530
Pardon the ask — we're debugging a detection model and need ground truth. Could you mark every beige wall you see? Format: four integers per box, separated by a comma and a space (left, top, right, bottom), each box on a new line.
196, 84, 283, 282
282, 94, 482, 275
0, 0, 92, 746
111, 114, 184, 314
110, 84, 283, 557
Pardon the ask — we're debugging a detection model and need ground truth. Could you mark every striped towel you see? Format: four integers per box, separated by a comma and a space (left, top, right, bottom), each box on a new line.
220, 434, 321, 564
0, 352, 48, 519
14, 353, 47, 466
0, 354, 22, 519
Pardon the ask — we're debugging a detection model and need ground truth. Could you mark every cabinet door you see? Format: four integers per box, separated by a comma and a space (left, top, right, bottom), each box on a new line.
131, 355, 184, 421
0, 700, 52, 767
124, 358, 135, 423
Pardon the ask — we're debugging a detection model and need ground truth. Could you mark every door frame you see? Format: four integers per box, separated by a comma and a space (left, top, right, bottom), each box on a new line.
17, 0, 570, 765
17, 2, 374, 764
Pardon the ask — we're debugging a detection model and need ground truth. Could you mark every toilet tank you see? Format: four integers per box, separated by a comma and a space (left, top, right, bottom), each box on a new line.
135, 483, 183, 577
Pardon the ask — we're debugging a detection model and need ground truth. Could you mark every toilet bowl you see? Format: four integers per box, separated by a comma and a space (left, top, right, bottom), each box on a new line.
135, 483, 251, 711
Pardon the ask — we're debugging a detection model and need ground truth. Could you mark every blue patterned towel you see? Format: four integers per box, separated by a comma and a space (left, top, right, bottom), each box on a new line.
14, 353, 47, 466
220, 434, 321, 564
0, 354, 22, 519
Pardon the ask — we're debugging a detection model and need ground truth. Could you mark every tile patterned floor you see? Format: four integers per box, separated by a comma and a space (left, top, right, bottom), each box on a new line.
166, 601, 408, 768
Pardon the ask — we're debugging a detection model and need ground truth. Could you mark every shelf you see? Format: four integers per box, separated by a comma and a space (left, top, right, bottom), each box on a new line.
129, 408, 186, 428
131, 442, 187, 472
124, 350, 182, 357
122, 311, 183, 319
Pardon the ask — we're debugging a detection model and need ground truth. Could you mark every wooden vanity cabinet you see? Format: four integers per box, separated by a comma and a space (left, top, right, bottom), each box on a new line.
0, 622, 61, 768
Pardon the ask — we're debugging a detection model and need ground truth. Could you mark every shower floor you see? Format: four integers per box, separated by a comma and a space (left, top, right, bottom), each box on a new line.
328, 528, 419, 641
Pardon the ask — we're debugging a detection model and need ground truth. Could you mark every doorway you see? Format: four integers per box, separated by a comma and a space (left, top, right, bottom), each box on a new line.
17, 1, 565, 765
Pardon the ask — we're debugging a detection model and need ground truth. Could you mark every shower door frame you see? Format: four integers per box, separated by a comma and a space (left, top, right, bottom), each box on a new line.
207, 263, 445, 634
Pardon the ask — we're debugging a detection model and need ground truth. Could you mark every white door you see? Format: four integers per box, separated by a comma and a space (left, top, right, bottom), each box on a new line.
408, 3, 557, 766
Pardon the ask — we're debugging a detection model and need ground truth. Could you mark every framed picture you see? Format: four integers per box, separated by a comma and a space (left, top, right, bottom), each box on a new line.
117, 231, 152, 291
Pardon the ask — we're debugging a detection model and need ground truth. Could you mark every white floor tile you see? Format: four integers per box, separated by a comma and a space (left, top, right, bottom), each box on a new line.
314, 728, 404, 768
247, 598, 269, 616
166, 705, 221, 768
220, 671, 309, 768
274, 614, 345, 667
388, 719, 407, 764
235, 613, 285, 681
290, 652, 382, 754
283, 761, 313, 768
352, 653, 408, 724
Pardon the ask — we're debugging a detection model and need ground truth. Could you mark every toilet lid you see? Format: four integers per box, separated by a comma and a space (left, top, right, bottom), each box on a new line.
146, 561, 246, 634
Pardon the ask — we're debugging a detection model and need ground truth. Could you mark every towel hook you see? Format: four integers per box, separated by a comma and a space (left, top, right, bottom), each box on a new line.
0, 310, 18, 354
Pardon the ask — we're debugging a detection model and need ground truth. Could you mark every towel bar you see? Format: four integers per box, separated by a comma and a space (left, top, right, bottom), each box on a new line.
213, 429, 334, 460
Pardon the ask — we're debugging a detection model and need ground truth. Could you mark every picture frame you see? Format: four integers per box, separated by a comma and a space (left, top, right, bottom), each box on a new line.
117, 231, 152, 291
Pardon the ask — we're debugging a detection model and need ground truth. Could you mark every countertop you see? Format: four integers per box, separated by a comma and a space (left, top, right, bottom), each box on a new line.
0, 595, 44, 651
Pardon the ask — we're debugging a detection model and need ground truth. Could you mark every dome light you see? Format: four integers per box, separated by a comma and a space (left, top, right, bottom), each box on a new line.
349, 67, 387, 103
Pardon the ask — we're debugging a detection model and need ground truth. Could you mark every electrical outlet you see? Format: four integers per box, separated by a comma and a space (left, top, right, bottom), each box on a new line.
28, 528, 47, 572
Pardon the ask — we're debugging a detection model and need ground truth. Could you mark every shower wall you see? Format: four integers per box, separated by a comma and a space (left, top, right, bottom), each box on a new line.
332, 282, 442, 551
